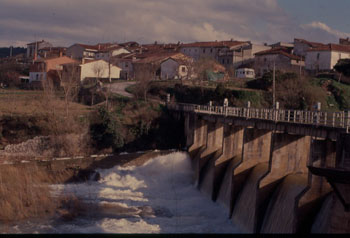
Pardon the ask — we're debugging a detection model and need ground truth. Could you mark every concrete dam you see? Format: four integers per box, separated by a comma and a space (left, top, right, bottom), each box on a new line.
168, 102, 350, 233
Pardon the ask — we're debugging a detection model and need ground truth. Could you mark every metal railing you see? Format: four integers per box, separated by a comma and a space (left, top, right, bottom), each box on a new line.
168, 103, 350, 132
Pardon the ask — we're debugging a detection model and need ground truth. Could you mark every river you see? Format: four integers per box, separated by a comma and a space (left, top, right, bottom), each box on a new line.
5, 152, 240, 234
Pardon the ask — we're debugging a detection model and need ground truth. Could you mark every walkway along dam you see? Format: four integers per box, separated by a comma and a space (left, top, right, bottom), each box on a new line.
168, 102, 350, 233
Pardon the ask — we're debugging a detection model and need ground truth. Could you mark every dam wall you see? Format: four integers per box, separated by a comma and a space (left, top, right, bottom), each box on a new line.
182, 111, 350, 234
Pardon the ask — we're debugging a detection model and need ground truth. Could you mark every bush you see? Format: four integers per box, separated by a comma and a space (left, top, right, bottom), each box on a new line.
90, 107, 124, 151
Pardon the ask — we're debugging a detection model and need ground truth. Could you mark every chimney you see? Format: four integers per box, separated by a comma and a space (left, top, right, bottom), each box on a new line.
59, 51, 63, 57
98, 44, 101, 50
82, 58, 85, 64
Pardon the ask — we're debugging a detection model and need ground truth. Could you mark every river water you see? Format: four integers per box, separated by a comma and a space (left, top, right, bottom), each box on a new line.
5, 152, 240, 234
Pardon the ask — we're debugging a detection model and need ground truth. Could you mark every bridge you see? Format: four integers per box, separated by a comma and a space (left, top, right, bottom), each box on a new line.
168, 102, 350, 234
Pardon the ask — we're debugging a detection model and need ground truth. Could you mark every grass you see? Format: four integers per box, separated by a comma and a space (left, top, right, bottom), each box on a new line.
0, 165, 56, 222
312, 78, 350, 110
0, 89, 91, 117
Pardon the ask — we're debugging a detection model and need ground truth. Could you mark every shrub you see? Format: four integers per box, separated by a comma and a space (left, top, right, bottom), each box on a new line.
90, 106, 124, 151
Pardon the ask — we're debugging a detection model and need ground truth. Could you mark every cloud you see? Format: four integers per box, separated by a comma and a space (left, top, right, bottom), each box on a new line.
0, 0, 345, 47
301, 21, 350, 39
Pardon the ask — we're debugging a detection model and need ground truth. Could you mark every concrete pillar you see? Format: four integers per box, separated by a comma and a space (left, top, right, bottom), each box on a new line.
231, 129, 272, 230
184, 113, 195, 148
297, 139, 336, 232
205, 124, 244, 204
260, 173, 308, 233
188, 115, 207, 159
260, 133, 311, 189
231, 129, 272, 213
336, 134, 350, 170
257, 133, 311, 233
194, 120, 223, 186
312, 193, 350, 233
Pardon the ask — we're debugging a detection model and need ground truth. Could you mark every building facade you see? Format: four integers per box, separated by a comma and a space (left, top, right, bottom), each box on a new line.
305, 44, 350, 71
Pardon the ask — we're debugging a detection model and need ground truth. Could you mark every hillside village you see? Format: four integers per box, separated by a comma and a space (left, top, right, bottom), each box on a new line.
2, 37, 350, 89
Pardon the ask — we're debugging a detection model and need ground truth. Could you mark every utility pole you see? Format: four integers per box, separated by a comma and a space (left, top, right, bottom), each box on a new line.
273, 61, 276, 108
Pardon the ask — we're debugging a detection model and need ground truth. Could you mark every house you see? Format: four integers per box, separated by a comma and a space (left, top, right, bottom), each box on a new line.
29, 56, 78, 83
293, 39, 326, 57
160, 57, 192, 80
37, 47, 67, 59
26, 40, 53, 59
133, 52, 191, 80
111, 53, 137, 80
270, 41, 294, 50
254, 48, 304, 77
305, 44, 350, 72
180, 40, 248, 61
66, 43, 117, 61
218, 43, 271, 68
79, 59, 121, 81
235, 68, 255, 79
339, 38, 350, 45
66, 44, 99, 60
95, 46, 130, 61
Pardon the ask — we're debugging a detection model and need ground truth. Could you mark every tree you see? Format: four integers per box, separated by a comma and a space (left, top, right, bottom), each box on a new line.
93, 61, 105, 83
334, 59, 350, 82
191, 57, 221, 95
57, 63, 80, 117
134, 63, 156, 101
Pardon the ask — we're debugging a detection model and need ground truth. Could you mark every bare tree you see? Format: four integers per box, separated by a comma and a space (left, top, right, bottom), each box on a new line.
56, 63, 80, 117
134, 63, 156, 101
93, 61, 105, 84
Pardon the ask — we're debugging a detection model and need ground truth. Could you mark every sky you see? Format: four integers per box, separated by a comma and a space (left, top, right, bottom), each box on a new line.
0, 0, 349, 47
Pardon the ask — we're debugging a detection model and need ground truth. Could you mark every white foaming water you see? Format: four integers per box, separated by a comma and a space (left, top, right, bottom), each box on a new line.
9, 152, 240, 234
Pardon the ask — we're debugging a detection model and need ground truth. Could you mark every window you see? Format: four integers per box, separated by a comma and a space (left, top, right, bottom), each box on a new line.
226, 59, 229, 64
210, 48, 213, 53
181, 66, 186, 72
317, 53, 320, 60
36, 74, 38, 80
125, 63, 128, 68
203, 49, 205, 53
339, 53, 341, 59
264, 58, 267, 63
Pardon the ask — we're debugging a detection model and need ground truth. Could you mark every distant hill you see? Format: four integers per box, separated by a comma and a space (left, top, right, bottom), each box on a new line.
0, 47, 26, 58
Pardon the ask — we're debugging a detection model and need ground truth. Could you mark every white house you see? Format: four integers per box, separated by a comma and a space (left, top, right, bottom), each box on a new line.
180, 40, 248, 61
95, 46, 130, 60
254, 48, 304, 77
80, 59, 121, 81
305, 44, 350, 71
235, 68, 255, 79
160, 58, 189, 79
293, 38, 325, 57
218, 43, 271, 68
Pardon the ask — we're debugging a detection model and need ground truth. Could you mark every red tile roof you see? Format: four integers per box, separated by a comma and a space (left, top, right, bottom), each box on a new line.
255, 48, 303, 60
307, 43, 350, 53
134, 52, 189, 64
181, 40, 247, 48
294, 38, 326, 48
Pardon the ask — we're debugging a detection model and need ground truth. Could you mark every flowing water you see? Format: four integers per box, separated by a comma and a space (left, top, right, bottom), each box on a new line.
231, 163, 269, 233
260, 174, 308, 233
4, 152, 240, 234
